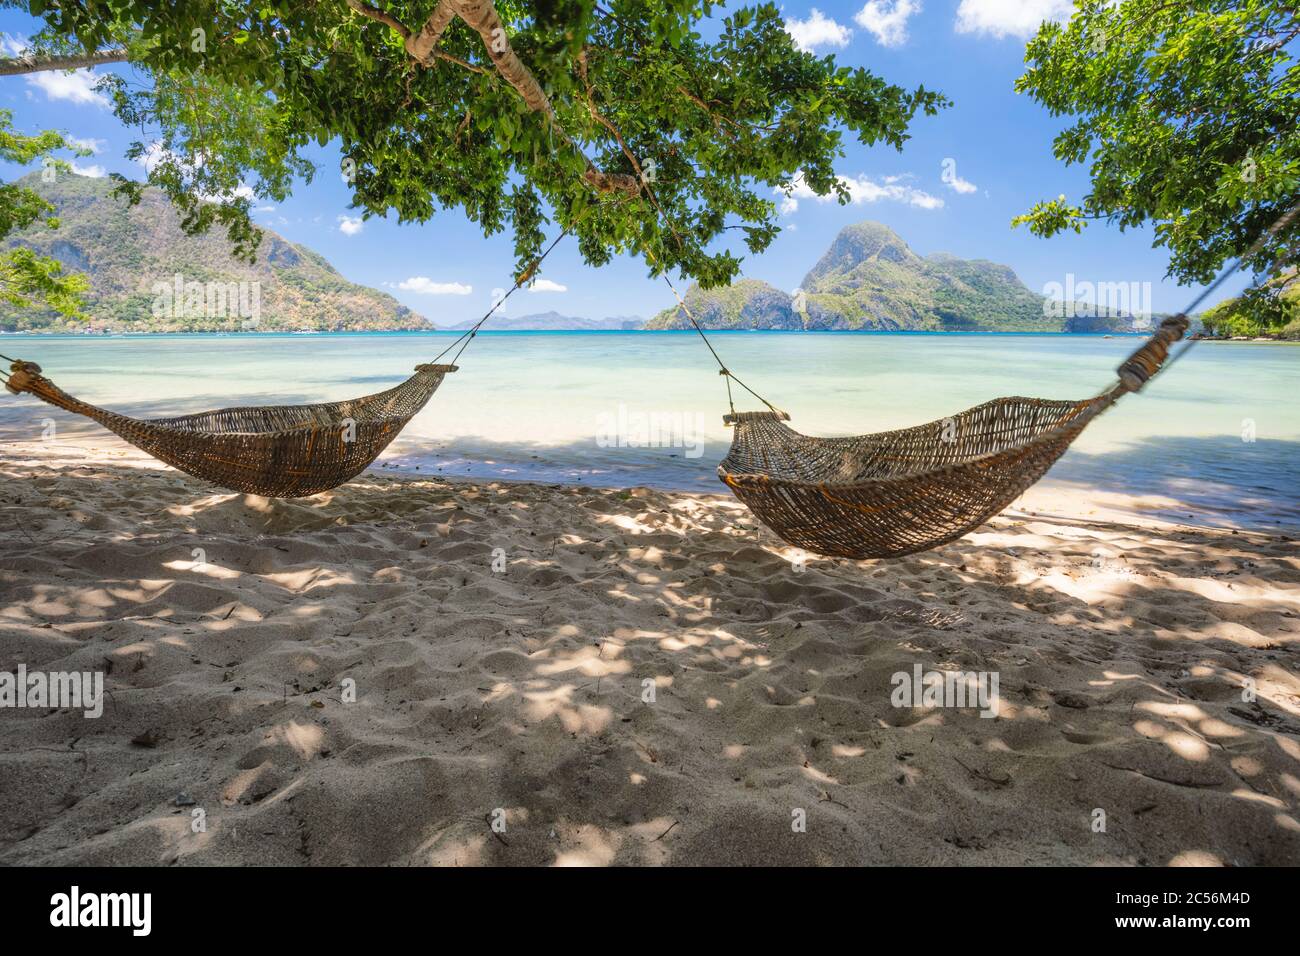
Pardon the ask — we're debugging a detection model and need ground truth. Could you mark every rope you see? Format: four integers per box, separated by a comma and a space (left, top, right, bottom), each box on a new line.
429, 229, 570, 366
647, 251, 785, 420
1145, 202, 1300, 380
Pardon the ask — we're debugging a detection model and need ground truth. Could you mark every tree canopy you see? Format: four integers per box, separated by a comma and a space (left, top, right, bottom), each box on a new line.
1013, 0, 1299, 292
2, 0, 945, 286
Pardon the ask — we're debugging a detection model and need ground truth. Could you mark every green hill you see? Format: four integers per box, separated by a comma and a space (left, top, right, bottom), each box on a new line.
646, 278, 799, 330
1198, 274, 1300, 339
0, 173, 430, 332
648, 221, 1135, 332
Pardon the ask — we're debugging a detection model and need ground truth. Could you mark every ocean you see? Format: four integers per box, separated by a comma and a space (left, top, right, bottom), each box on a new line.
2, 330, 1297, 530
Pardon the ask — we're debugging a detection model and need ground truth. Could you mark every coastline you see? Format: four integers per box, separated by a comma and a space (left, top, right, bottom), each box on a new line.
5, 327, 1298, 343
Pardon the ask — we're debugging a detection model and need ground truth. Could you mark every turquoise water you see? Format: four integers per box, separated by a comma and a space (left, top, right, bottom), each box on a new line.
2, 331, 1297, 529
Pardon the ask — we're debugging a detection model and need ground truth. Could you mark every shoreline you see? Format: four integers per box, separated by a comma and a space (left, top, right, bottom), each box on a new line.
12, 328, 1300, 339
4, 436, 1297, 536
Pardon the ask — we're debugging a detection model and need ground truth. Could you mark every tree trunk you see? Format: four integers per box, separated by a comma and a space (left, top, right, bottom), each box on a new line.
452, 0, 639, 194
347, 0, 642, 196
0, 48, 128, 76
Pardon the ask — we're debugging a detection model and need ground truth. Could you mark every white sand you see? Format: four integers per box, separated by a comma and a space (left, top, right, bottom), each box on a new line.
1, 440, 1298, 866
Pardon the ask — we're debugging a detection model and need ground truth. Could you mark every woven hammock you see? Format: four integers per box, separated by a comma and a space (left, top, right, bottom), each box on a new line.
2, 359, 457, 497
715, 315, 1189, 559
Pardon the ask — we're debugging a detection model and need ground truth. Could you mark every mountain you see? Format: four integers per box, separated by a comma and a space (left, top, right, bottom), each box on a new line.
643, 279, 799, 330
647, 221, 1136, 332
442, 310, 644, 331
0, 173, 429, 332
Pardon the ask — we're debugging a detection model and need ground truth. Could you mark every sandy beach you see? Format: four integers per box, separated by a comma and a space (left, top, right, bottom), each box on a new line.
1, 439, 1298, 866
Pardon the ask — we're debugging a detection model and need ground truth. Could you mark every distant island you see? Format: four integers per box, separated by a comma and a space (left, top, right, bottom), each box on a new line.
3, 175, 1152, 335
647, 221, 1141, 333
439, 311, 644, 331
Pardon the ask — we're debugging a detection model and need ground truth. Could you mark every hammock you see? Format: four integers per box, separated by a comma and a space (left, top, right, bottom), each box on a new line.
2, 358, 456, 497
714, 318, 1186, 558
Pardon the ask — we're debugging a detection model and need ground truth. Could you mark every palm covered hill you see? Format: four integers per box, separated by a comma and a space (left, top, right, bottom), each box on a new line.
0, 173, 430, 332
648, 221, 1135, 332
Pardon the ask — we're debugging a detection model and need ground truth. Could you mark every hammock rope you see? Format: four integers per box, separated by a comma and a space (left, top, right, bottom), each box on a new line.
431, 228, 571, 367
646, 248, 786, 422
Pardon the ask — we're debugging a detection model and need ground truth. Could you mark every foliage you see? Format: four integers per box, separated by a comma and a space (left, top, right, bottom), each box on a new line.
1200, 273, 1300, 336
1013, 0, 1299, 285
0, 109, 88, 317
9, 0, 946, 285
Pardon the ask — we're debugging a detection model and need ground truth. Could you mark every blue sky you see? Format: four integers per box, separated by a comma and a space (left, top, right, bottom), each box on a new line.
0, 1, 1248, 325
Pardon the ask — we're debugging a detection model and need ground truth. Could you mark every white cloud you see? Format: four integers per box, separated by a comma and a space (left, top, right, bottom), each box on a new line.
337, 214, 364, 236
195, 183, 255, 204
226, 184, 256, 202
133, 142, 255, 203
954, 0, 1073, 40
854, 0, 920, 48
778, 171, 944, 213
944, 174, 978, 194
1, 35, 25, 57
26, 69, 108, 107
398, 277, 473, 296
786, 9, 852, 52
70, 161, 106, 178
136, 141, 178, 174
527, 278, 567, 293
66, 135, 106, 154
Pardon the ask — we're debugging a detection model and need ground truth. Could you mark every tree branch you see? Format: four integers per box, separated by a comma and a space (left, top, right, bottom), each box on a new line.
406, 0, 459, 64
0, 48, 128, 76
344, 0, 411, 38
344, 0, 640, 196
454, 0, 638, 195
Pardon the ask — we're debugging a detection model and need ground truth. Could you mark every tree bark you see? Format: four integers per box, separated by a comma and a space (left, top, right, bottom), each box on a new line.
452, 0, 553, 116
406, 0, 459, 64
0, 48, 128, 76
